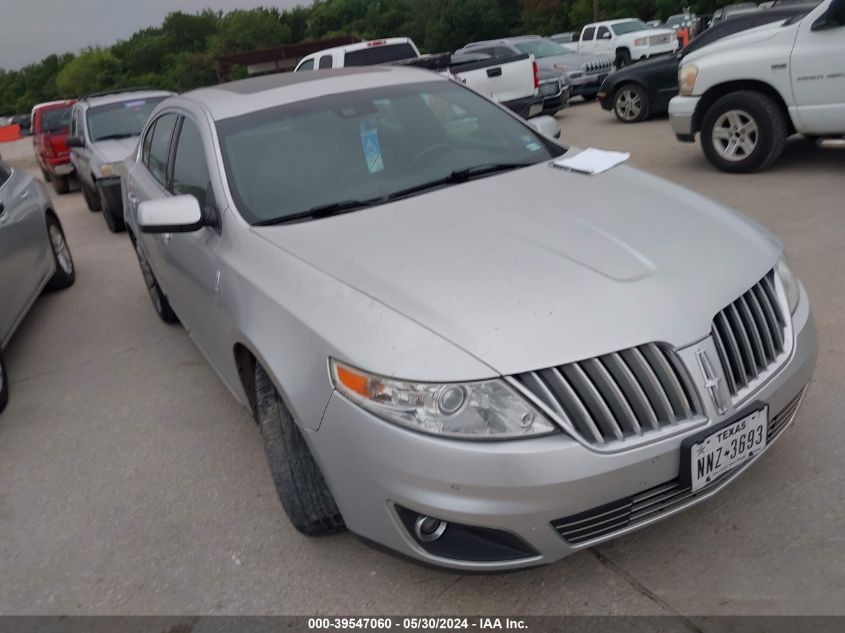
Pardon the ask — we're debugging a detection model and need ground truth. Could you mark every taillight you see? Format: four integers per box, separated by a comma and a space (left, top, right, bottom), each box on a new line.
533, 61, 539, 89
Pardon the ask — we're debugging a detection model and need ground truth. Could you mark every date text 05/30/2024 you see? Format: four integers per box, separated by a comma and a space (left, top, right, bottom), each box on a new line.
307, 617, 528, 630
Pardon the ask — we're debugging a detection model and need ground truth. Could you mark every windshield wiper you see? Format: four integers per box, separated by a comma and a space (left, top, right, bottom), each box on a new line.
253, 197, 386, 226
95, 133, 136, 141
387, 162, 535, 201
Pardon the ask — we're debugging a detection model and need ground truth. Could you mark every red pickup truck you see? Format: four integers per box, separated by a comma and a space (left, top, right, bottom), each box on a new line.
31, 99, 76, 194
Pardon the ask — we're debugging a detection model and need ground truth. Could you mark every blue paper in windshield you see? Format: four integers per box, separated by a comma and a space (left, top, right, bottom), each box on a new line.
123, 100, 147, 108
359, 121, 384, 174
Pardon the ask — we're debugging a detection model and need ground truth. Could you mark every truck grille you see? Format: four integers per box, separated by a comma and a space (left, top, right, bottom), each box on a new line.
584, 58, 612, 75
539, 79, 561, 97
649, 33, 673, 45
513, 343, 701, 446
712, 271, 786, 396
551, 387, 806, 545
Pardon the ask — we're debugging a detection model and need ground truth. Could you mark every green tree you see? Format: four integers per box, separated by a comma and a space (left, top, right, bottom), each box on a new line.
209, 8, 292, 56
55, 49, 119, 97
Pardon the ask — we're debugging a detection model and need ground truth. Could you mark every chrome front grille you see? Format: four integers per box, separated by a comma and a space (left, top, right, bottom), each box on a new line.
649, 33, 672, 45
712, 271, 786, 396
551, 387, 806, 545
513, 343, 701, 446
539, 80, 561, 97
584, 59, 612, 75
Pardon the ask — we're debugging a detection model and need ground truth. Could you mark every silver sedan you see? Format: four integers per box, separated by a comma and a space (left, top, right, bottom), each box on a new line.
0, 156, 75, 412
122, 67, 816, 570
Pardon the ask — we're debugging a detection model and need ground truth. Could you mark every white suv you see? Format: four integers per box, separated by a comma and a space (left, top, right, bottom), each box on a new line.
576, 19, 678, 67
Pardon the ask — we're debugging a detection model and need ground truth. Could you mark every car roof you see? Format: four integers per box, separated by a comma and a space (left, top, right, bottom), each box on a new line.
82, 89, 173, 108
180, 66, 445, 121
32, 99, 76, 111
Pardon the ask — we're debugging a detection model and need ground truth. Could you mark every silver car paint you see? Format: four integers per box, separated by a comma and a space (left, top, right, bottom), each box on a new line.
0, 163, 56, 347
122, 67, 817, 569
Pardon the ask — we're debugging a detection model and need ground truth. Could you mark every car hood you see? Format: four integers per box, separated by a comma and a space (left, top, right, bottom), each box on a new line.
92, 137, 139, 164
254, 158, 781, 376
609, 53, 678, 79
683, 20, 789, 63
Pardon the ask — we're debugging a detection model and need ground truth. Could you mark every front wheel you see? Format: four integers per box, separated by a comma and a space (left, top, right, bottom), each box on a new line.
615, 49, 632, 69
700, 90, 788, 173
0, 348, 8, 413
98, 186, 125, 233
255, 362, 345, 536
613, 84, 649, 123
81, 182, 101, 211
44, 214, 75, 291
131, 235, 178, 324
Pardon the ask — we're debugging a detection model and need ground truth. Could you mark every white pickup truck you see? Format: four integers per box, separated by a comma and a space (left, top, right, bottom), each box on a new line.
669, 0, 845, 172
294, 38, 542, 119
576, 19, 678, 68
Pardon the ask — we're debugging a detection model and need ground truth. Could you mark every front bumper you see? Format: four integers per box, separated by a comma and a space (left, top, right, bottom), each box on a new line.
313, 285, 817, 570
669, 95, 700, 142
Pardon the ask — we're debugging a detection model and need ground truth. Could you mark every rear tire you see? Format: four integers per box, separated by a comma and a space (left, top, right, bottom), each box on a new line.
81, 182, 101, 211
613, 84, 650, 123
255, 362, 345, 536
98, 185, 125, 233
0, 349, 8, 414
51, 175, 69, 195
130, 233, 177, 324
700, 90, 788, 173
44, 214, 75, 291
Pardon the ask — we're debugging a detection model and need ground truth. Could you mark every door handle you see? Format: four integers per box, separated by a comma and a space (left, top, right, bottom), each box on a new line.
21, 190, 29, 199
486, 67, 503, 78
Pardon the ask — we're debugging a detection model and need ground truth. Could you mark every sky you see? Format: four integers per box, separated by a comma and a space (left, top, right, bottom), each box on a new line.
0, 0, 308, 70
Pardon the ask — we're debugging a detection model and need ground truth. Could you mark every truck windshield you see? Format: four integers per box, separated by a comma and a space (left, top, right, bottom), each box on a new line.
41, 106, 73, 133
217, 80, 563, 225
344, 43, 418, 66
514, 39, 570, 58
86, 97, 166, 142
612, 20, 648, 34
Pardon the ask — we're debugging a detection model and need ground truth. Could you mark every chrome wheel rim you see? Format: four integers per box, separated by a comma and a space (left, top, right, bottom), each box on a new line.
135, 243, 162, 313
712, 109, 758, 162
615, 90, 642, 121
49, 224, 73, 275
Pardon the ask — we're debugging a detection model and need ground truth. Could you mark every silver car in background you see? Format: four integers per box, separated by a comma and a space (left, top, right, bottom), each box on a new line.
122, 67, 816, 570
0, 156, 75, 412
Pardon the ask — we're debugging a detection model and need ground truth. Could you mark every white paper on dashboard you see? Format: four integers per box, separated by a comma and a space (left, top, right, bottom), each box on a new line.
552, 148, 630, 175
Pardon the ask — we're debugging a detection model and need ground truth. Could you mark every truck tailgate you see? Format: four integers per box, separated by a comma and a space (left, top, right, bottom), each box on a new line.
449, 54, 536, 105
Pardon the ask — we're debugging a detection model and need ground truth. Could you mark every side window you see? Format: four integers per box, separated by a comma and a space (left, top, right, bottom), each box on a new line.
0, 162, 10, 187
297, 58, 315, 71
147, 113, 178, 186
171, 118, 212, 211
141, 120, 157, 165
597, 26, 611, 40
318, 55, 333, 69
582, 27, 596, 41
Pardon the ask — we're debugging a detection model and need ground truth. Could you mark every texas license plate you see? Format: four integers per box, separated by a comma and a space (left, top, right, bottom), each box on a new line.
688, 407, 768, 492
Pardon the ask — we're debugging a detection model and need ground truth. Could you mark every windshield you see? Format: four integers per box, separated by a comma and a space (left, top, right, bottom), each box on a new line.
217, 80, 562, 225
514, 39, 569, 58
41, 106, 72, 133
344, 43, 418, 66
611, 20, 648, 35
86, 97, 166, 142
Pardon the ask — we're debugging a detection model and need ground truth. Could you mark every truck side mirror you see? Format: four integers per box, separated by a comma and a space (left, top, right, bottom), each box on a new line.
812, 0, 844, 30
601, 32, 612, 39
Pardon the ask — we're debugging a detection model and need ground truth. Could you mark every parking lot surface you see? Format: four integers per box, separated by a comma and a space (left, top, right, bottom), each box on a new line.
1, 102, 843, 618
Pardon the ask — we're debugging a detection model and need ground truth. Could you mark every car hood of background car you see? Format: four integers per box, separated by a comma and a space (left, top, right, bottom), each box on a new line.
254, 160, 781, 376
683, 20, 790, 64
93, 137, 139, 164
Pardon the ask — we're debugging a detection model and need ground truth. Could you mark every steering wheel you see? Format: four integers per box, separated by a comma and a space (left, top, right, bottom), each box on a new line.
408, 143, 454, 172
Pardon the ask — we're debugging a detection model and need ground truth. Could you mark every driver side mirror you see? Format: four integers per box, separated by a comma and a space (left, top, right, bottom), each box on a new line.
65, 136, 85, 148
600, 32, 612, 39
138, 195, 204, 234
812, 0, 845, 30
528, 115, 561, 139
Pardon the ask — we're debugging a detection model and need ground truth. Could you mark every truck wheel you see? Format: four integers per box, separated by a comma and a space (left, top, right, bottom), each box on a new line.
98, 185, 125, 233
701, 91, 787, 173
0, 348, 8, 414
45, 213, 75, 291
613, 84, 649, 123
51, 175, 70, 195
81, 182, 101, 211
615, 49, 632, 69
255, 362, 345, 537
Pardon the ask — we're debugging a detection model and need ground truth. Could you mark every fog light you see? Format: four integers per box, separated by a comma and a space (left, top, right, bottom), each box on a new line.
414, 515, 448, 542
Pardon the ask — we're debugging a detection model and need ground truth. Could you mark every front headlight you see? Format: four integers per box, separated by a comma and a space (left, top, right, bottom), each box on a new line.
330, 360, 557, 439
678, 64, 698, 96
99, 161, 124, 178
776, 254, 800, 314
634, 37, 648, 46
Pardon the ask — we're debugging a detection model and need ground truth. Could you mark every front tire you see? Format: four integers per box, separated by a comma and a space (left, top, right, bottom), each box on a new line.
700, 90, 788, 173
81, 182, 101, 211
255, 362, 345, 536
0, 349, 8, 414
613, 84, 649, 123
98, 185, 125, 233
130, 234, 177, 324
44, 214, 75, 291
615, 48, 632, 69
